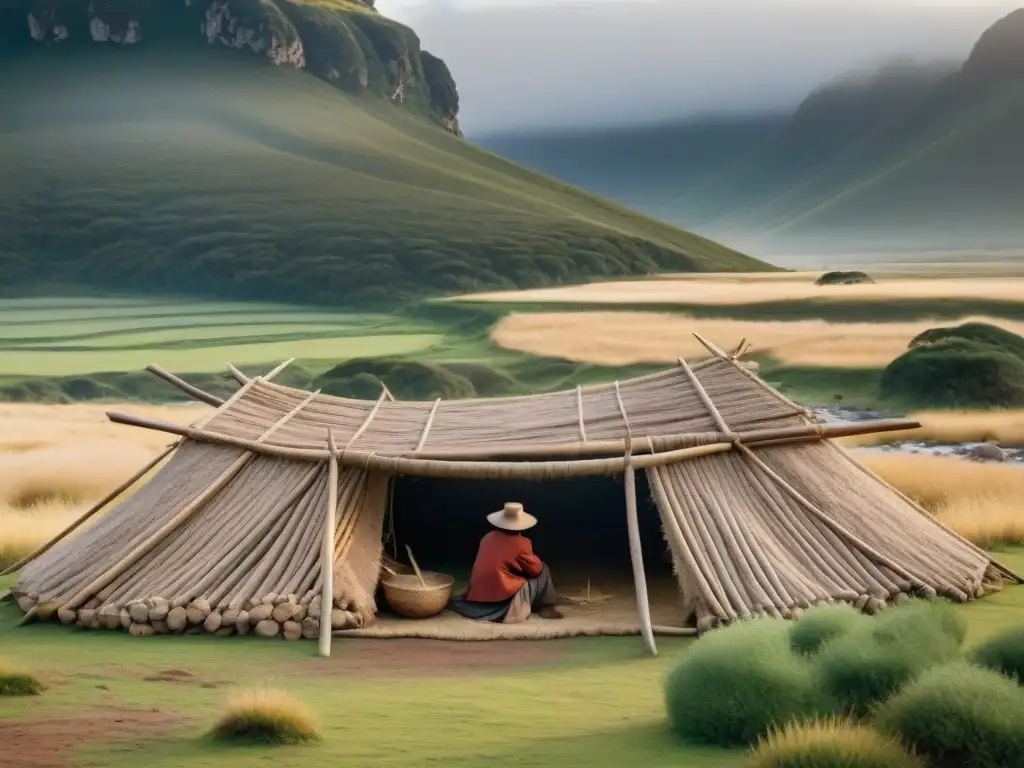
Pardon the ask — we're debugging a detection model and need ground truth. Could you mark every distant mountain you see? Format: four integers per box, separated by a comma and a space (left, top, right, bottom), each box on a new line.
477, 115, 786, 213
480, 8, 1024, 257
0, 1, 766, 307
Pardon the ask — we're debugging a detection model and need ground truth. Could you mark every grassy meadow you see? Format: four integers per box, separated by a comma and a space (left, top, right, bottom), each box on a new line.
3, 270, 1024, 766
2, 548, 1022, 767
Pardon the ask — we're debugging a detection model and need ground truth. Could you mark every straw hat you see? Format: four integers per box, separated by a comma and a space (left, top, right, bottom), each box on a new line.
487, 502, 537, 532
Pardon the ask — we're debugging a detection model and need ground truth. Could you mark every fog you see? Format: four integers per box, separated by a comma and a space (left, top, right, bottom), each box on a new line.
376, 0, 1020, 134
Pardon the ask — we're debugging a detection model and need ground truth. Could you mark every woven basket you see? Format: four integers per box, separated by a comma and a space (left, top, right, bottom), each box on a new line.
382, 572, 454, 619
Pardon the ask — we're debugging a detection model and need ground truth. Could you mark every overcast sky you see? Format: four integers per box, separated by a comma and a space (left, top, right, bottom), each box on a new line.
374, 0, 1019, 135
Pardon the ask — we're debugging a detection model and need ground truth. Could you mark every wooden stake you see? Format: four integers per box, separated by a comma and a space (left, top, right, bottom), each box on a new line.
264, 358, 295, 382
624, 437, 657, 657
144, 364, 224, 407
1, 443, 178, 577
319, 430, 338, 658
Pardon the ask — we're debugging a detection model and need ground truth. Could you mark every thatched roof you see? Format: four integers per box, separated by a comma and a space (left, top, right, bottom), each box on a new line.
7, 336, 1019, 653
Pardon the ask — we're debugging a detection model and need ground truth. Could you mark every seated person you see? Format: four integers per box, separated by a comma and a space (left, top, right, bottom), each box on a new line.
451, 502, 562, 623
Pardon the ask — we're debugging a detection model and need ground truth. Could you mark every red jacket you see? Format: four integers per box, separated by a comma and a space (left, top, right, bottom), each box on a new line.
466, 531, 544, 603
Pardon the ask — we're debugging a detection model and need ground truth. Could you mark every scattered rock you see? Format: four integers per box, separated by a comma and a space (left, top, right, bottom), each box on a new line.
255, 619, 280, 638
129, 603, 150, 624
129, 622, 156, 637
283, 621, 303, 641
970, 443, 1007, 462
249, 603, 274, 623
166, 606, 187, 633
272, 603, 296, 623
203, 611, 223, 633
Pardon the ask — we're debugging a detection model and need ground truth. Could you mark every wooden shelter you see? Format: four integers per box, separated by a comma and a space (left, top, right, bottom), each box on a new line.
6, 336, 1018, 656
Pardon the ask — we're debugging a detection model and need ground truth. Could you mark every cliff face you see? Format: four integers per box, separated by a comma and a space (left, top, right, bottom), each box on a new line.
5, 0, 461, 134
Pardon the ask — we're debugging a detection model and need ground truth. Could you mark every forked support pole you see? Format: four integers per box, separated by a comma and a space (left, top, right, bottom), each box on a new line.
624, 439, 657, 656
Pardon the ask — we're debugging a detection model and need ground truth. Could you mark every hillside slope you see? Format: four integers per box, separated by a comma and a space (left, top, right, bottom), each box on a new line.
0, 3, 766, 307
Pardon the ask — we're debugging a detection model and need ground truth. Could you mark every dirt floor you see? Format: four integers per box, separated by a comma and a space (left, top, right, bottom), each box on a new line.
341, 574, 686, 642
0, 706, 186, 768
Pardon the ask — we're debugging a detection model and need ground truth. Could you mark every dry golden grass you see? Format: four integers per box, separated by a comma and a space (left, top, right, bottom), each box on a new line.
462, 275, 1024, 306
0, 402, 207, 567
858, 453, 1024, 547
490, 312, 1024, 368
747, 717, 923, 768
211, 688, 321, 745
843, 410, 1024, 448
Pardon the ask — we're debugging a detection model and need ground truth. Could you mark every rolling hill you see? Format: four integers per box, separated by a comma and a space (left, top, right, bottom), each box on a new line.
480, 8, 1024, 257
0, 0, 766, 308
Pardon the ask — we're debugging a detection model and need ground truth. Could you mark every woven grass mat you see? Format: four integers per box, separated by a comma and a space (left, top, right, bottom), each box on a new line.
337, 576, 685, 641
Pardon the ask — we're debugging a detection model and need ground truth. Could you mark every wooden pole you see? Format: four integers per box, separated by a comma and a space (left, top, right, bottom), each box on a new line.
0, 442, 178, 577
144, 365, 224, 407
624, 438, 658, 657
319, 430, 339, 658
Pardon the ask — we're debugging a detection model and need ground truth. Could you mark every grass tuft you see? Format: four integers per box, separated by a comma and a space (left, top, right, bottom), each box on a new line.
0, 657, 44, 696
814, 600, 962, 717
790, 603, 870, 656
970, 624, 1024, 684
664, 618, 828, 747
746, 717, 923, 768
210, 688, 322, 746
874, 663, 1024, 768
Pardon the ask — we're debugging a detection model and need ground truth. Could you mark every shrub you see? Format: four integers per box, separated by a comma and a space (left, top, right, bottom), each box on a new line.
209, 688, 321, 745
880, 338, 1024, 408
0, 658, 44, 696
815, 270, 874, 286
664, 618, 828, 747
909, 321, 1024, 360
815, 600, 962, 717
875, 663, 1024, 768
790, 604, 870, 656
747, 717, 923, 768
871, 598, 966, 650
971, 624, 1024, 684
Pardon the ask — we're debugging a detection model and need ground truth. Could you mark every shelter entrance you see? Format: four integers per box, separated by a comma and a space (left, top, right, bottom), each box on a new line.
377, 474, 687, 636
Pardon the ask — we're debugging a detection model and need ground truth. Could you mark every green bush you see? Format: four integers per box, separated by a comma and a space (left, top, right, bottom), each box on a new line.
871, 598, 966, 649
790, 604, 870, 656
815, 600, 962, 716
665, 618, 828, 747
909, 321, 1024, 360
815, 270, 875, 285
875, 663, 1024, 768
880, 337, 1024, 408
747, 717, 923, 768
971, 624, 1024, 684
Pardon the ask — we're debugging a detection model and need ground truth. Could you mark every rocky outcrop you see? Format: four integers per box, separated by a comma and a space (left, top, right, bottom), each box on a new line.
10, 0, 460, 131
962, 8, 1024, 83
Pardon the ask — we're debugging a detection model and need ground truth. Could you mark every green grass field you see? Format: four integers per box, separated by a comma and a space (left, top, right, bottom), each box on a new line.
2, 548, 1022, 767
8, 288, 1024, 409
